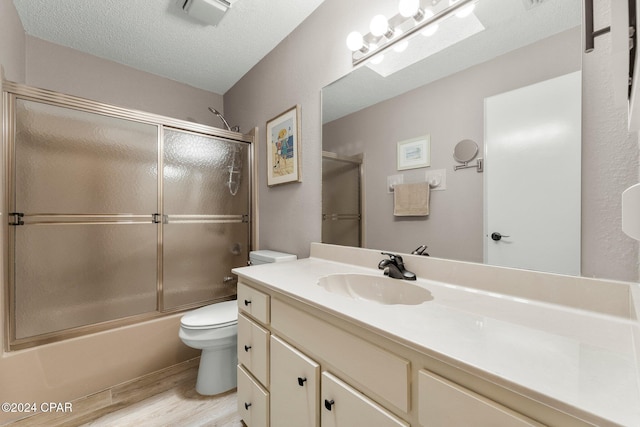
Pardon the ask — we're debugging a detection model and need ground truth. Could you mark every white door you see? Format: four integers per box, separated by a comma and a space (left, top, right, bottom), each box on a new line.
484, 71, 581, 275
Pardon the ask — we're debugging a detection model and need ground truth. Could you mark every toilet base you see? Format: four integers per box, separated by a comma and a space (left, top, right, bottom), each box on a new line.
195, 340, 238, 395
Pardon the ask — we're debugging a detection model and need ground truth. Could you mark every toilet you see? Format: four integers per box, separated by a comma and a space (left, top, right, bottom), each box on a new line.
179, 300, 238, 395
179, 250, 296, 395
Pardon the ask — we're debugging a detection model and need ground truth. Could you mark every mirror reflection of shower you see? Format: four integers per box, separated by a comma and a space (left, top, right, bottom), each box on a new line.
207, 107, 242, 195
207, 107, 240, 132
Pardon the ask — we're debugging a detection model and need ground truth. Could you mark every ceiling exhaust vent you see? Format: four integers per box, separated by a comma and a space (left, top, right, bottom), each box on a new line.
182, 0, 231, 26
522, 0, 545, 10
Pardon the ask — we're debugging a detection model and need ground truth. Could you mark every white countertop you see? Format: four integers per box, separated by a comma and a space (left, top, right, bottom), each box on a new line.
233, 256, 640, 426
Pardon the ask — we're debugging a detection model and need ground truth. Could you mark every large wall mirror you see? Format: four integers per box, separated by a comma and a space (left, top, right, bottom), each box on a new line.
322, 0, 637, 281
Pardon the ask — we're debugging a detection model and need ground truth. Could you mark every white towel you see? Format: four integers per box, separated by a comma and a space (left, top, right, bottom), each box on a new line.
393, 182, 430, 216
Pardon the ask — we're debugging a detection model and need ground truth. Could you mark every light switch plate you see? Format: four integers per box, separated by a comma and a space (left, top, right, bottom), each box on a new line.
426, 169, 446, 191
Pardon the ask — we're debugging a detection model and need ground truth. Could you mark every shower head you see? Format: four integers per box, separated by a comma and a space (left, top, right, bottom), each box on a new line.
208, 107, 239, 132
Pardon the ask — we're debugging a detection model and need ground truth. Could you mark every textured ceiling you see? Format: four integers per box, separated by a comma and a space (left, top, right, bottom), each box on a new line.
12, 0, 325, 94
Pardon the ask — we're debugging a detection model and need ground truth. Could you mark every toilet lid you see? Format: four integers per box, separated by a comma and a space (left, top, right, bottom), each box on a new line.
180, 300, 238, 329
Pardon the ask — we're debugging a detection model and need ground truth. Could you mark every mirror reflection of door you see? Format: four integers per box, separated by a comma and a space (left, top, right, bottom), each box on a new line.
484, 71, 582, 275
322, 152, 363, 247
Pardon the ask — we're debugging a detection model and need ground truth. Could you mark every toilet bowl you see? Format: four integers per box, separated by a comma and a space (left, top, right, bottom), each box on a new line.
179, 300, 238, 395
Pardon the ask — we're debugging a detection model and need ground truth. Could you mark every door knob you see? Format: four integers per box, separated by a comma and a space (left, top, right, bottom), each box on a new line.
491, 232, 510, 241
324, 399, 335, 411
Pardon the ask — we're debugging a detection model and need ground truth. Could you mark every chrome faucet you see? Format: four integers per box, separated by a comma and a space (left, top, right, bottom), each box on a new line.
378, 252, 416, 280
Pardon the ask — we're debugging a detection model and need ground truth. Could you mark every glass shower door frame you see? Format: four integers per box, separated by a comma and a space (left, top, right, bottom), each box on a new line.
2, 81, 254, 350
321, 151, 365, 248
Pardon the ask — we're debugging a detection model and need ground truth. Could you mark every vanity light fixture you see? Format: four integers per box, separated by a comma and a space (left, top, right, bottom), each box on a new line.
393, 29, 409, 53
370, 14, 395, 39
450, 0, 475, 18
420, 9, 439, 36
369, 43, 384, 64
346, 0, 478, 67
346, 31, 369, 53
399, 0, 425, 21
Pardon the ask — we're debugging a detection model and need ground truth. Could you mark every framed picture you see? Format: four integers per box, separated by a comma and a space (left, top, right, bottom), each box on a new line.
397, 135, 430, 170
267, 105, 301, 186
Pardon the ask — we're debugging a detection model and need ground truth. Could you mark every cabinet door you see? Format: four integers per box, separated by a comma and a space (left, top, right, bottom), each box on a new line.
272, 299, 409, 412
237, 364, 269, 427
270, 335, 320, 427
418, 370, 544, 427
321, 372, 408, 427
238, 282, 270, 324
238, 313, 270, 387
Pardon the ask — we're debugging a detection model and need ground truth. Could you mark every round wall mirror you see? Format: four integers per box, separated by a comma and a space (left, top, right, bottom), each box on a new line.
453, 139, 479, 164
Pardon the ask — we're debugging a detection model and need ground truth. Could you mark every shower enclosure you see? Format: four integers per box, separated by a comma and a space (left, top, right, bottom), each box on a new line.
2, 82, 253, 350
321, 151, 363, 247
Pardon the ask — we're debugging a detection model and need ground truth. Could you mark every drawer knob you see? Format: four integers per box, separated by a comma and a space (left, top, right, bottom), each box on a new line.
244, 402, 252, 410
297, 377, 307, 386
244, 299, 252, 306
244, 345, 252, 352
324, 399, 335, 411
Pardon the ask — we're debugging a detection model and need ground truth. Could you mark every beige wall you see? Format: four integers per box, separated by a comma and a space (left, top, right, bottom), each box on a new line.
224, 0, 360, 257
24, 36, 224, 126
0, 1, 222, 423
581, 1, 640, 281
323, 28, 581, 265
0, 0, 25, 82
226, 0, 639, 282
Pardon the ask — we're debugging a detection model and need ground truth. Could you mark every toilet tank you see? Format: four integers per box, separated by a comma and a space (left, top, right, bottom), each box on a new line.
249, 250, 297, 265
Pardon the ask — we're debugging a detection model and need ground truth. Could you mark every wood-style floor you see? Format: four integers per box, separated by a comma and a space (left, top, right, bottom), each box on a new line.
81, 380, 243, 427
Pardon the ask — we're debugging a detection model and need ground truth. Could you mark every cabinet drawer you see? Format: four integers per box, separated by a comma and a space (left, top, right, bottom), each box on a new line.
321, 372, 408, 427
271, 335, 320, 427
238, 312, 270, 387
418, 370, 544, 427
238, 282, 270, 324
271, 298, 409, 413
237, 364, 269, 427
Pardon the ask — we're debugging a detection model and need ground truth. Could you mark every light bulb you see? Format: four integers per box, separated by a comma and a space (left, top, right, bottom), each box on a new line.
450, 0, 475, 18
421, 9, 438, 36
370, 14, 390, 37
369, 43, 384, 64
455, 4, 475, 18
398, 0, 420, 18
370, 54, 384, 65
421, 24, 438, 37
393, 29, 408, 52
346, 31, 364, 52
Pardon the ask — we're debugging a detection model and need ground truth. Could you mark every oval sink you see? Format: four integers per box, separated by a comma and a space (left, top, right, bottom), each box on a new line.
317, 274, 432, 305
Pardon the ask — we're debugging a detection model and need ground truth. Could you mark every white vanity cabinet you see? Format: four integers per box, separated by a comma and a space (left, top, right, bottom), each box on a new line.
236, 277, 593, 427
237, 364, 269, 427
418, 370, 543, 427
321, 372, 408, 427
237, 281, 270, 324
237, 282, 271, 426
270, 335, 320, 427
238, 313, 269, 386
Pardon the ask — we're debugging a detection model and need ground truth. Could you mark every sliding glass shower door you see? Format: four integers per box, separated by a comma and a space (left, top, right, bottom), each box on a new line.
162, 129, 249, 310
322, 152, 363, 247
5, 83, 252, 349
12, 99, 159, 340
